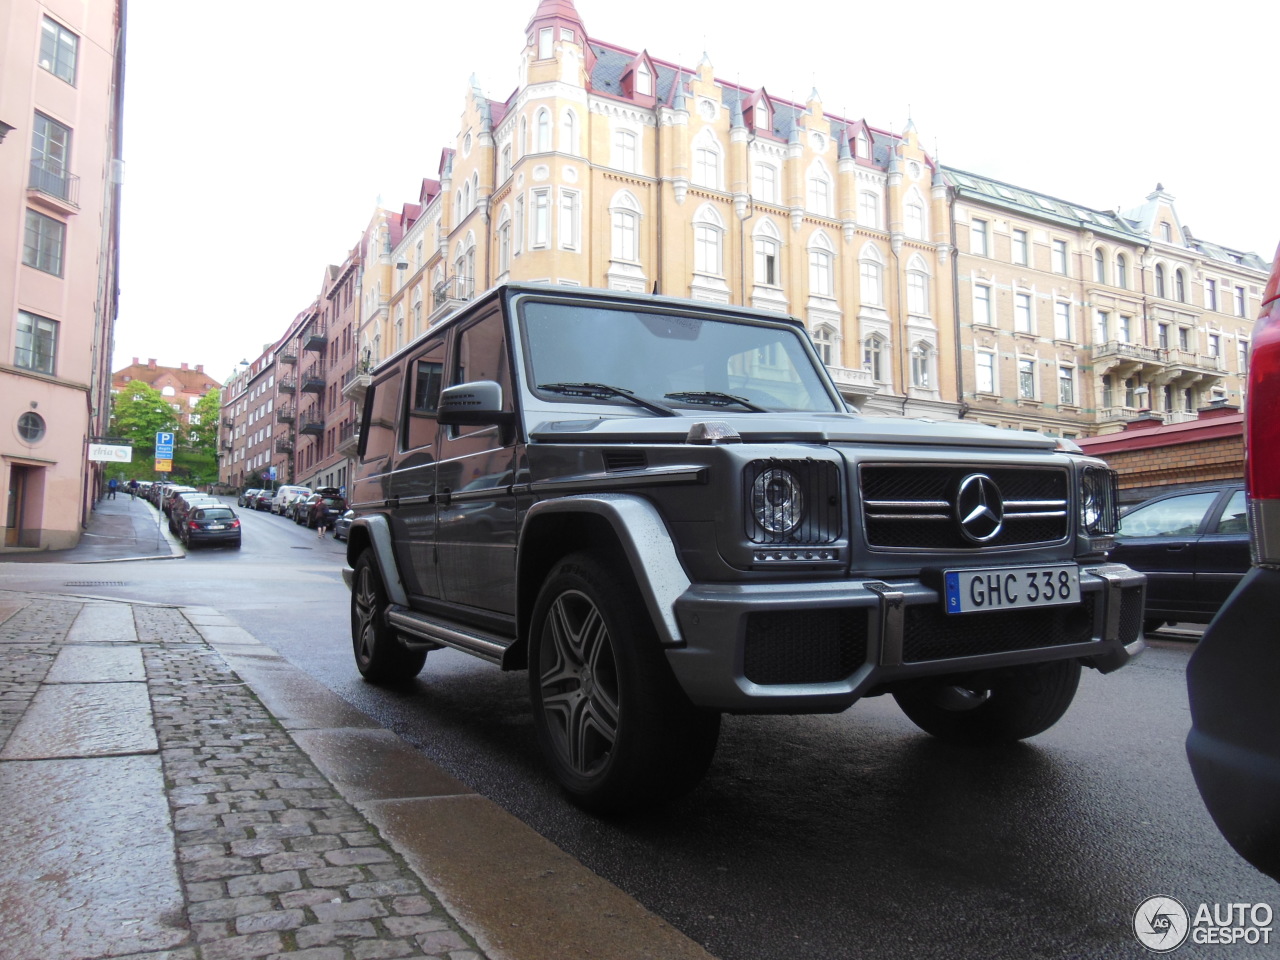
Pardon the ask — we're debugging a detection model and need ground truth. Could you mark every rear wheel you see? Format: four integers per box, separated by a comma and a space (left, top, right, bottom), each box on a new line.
893, 660, 1081, 744
351, 550, 426, 683
528, 552, 720, 812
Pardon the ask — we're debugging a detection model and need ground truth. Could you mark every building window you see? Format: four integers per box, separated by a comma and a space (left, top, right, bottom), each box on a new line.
970, 219, 988, 257
901, 203, 925, 240
1054, 302, 1071, 340
694, 223, 722, 275
535, 109, 551, 152
1208, 332, 1221, 357
694, 144, 721, 189
1017, 357, 1036, 399
1205, 278, 1218, 311
1235, 286, 1247, 317
1094, 248, 1106, 284
973, 284, 993, 325
1115, 254, 1128, 289
15, 311, 58, 374
39, 17, 78, 85
755, 236, 779, 286
1014, 292, 1032, 333
1119, 314, 1132, 342
17, 412, 46, 443
30, 113, 72, 201
863, 336, 886, 381
812, 325, 834, 365
1239, 339, 1250, 372
538, 26, 554, 59
614, 129, 638, 172
753, 163, 778, 203
636, 63, 653, 96
1101, 374, 1114, 408
513, 196, 524, 255
907, 272, 929, 314
558, 189, 580, 250
531, 188, 550, 247
911, 343, 931, 389
1175, 269, 1186, 302
809, 247, 833, 296
1155, 263, 1166, 298
855, 133, 870, 158
860, 259, 882, 306
1178, 326, 1190, 351
497, 215, 511, 274
561, 109, 577, 155
1058, 366, 1075, 405
1052, 239, 1068, 275
1124, 377, 1138, 408
1094, 310, 1109, 344
859, 192, 880, 228
1157, 322, 1169, 349
23, 209, 65, 276
612, 208, 639, 261
756, 102, 770, 130
1161, 221, 1172, 242
1012, 229, 1028, 266
807, 173, 831, 216
976, 350, 996, 394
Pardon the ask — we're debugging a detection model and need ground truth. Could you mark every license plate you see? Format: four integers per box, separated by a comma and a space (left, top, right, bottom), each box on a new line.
208, 524, 225, 530
944, 563, 1080, 614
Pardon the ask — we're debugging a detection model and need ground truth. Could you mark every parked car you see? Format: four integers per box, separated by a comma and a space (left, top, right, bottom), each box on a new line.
332, 509, 354, 542
252, 490, 275, 511
170, 493, 223, 534
342, 283, 1144, 811
1186, 241, 1280, 881
238, 488, 260, 508
271, 484, 311, 516
304, 494, 346, 529
161, 485, 197, 516
181, 506, 242, 549
1109, 483, 1248, 632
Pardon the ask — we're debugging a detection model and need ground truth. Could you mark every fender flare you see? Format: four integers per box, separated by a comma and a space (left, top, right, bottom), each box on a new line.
347, 515, 410, 608
520, 493, 691, 647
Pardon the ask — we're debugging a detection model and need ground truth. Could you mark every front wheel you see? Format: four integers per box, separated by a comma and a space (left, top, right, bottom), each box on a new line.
893, 660, 1081, 744
528, 552, 720, 812
350, 550, 426, 684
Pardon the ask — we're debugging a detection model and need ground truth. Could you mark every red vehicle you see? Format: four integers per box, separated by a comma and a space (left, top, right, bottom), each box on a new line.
1186, 240, 1280, 881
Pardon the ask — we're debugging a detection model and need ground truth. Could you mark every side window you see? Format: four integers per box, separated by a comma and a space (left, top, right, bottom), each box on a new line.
403, 339, 446, 450
359, 374, 400, 462
1118, 492, 1218, 538
1213, 490, 1248, 535
451, 310, 512, 439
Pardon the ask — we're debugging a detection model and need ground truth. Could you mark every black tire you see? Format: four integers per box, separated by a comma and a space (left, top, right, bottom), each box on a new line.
351, 550, 426, 683
1144, 618, 1166, 635
528, 551, 720, 812
893, 660, 1081, 744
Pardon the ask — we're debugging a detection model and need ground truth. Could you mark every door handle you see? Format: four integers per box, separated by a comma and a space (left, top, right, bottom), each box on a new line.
438, 488, 452, 506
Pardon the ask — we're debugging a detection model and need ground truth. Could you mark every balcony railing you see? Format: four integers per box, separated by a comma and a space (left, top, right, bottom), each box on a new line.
300, 371, 325, 394
276, 405, 295, 423
279, 350, 297, 365
303, 325, 328, 352
336, 421, 360, 456
278, 377, 296, 394
221, 416, 234, 427
1092, 340, 1164, 364
299, 415, 324, 436
28, 159, 80, 207
433, 275, 474, 311
275, 438, 293, 454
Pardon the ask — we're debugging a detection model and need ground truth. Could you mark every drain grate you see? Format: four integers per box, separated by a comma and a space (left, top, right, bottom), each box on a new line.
63, 581, 126, 587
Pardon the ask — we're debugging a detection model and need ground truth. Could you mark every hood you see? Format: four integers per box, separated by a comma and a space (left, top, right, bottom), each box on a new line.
528, 412, 1059, 450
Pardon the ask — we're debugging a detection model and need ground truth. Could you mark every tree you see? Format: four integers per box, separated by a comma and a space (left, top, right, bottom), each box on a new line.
110, 382, 180, 454
185, 389, 221, 455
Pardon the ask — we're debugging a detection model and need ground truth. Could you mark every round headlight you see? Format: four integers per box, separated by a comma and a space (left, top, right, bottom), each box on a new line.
752, 468, 804, 535
1081, 472, 1104, 533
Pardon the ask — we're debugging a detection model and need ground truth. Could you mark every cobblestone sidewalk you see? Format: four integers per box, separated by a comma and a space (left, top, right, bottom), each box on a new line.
0, 594, 489, 960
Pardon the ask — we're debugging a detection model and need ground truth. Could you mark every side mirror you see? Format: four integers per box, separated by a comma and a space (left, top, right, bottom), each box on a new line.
437, 381, 516, 428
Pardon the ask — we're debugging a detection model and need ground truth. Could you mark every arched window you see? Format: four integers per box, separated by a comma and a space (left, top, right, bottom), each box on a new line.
907, 268, 929, 315
808, 231, 835, 296
561, 109, 577, 155
807, 162, 832, 216
519, 116, 527, 157
753, 219, 781, 287
757, 102, 770, 130
812, 324, 836, 365
693, 133, 722, 189
1155, 263, 1166, 299
636, 63, 653, 96
610, 191, 641, 262
859, 244, 884, 306
863, 335, 886, 381
1115, 253, 1128, 289
161, 385, 176, 397
1175, 269, 1186, 302
535, 109, 551, 152
693, 204, 725, 275
412, 286, 422, 335
911, 342, 932, 389
1094, 248, 1106, 284
497, 206, 512, 275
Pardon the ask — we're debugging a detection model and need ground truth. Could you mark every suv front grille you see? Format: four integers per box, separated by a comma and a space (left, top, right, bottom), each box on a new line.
861, 464, 1070, 550
902, 595, 1096, 662
744, 609, 868, 684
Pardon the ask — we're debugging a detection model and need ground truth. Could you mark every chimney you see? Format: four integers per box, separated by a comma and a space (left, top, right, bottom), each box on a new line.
181, 362, 189, 371
148, 358, 157, 370
1197, 400, 1239, 419
132, 356, 139, 365
1123, 412, 1165, 431
195, 364, 204, 373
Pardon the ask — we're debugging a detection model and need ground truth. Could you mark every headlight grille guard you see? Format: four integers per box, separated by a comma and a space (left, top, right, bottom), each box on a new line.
1080, 465, 1120, 537
742, 458, 842, 546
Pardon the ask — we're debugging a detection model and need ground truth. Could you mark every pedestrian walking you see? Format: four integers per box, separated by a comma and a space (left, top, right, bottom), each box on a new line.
128, 478, 139, 500
316, 515, 329, 539
107, 477, 118, 500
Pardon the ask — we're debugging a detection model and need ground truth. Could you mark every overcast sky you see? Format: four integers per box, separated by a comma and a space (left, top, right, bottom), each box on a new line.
114, 0, 1280, 384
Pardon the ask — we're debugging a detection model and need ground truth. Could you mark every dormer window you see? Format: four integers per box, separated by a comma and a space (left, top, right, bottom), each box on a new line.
636, 64, 652, 96
1160, 221, 1172, 242
757, 102, 769, 129
856, 133, 869, 159
538, 27, 553, 60
561, 28, 575, 43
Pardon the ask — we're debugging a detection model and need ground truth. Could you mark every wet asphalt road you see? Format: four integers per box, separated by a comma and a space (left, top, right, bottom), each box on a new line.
6, 499, 1276, 959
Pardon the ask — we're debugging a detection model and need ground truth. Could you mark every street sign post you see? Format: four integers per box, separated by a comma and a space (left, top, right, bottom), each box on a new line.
154, 431, 174, 475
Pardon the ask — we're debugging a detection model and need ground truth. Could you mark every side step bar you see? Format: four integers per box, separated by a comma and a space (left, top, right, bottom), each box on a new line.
386, 605, 515, 667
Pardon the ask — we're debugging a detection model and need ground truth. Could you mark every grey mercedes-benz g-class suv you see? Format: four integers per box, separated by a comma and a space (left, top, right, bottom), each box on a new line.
344, 283, 1145, 811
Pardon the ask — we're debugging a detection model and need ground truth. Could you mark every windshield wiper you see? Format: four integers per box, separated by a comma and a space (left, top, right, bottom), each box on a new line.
664, 391, 770, 412
537, 382, 678, 417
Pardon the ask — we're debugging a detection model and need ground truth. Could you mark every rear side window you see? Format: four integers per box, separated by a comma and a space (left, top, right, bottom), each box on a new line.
403, 338, 446, 451
359, 374, 400, 461
1119, 492, 1218, 538
195, 508, 234, 520
1213, 490, 1248, 535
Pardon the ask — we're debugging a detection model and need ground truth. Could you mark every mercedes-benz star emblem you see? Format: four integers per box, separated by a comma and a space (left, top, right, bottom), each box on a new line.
956, 473, 1004, 543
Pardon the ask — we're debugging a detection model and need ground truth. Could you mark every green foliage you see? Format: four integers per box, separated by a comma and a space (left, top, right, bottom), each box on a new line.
110, 382, 180, 452
105, 382, 216, 485
184, 389, 222, 455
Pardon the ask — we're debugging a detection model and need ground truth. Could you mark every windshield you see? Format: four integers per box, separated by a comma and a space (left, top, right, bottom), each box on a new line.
520, 301, 840, 414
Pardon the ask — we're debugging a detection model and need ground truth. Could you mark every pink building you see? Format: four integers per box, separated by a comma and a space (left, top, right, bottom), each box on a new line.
0, 0, 125, 550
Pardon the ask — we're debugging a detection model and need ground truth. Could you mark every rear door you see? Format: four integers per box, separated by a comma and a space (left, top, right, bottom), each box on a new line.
1195, 488, 1250, 611
1112, 490, 1220, 619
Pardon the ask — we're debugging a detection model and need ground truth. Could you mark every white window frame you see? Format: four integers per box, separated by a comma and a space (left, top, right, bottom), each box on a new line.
973, 284, 993, 326
753, 162, 778, 203
558, 188, 580, 251
531, 188, 551, 248
1014, 292, 1032, 333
